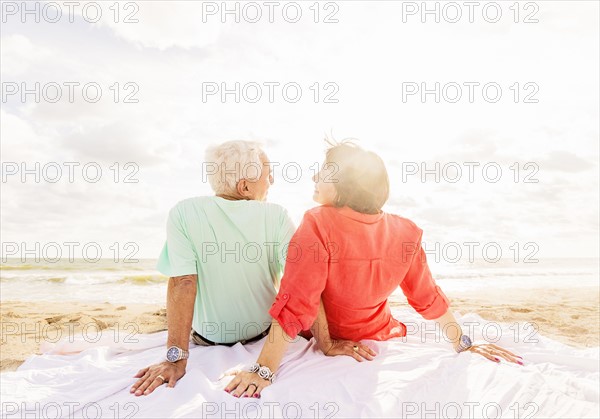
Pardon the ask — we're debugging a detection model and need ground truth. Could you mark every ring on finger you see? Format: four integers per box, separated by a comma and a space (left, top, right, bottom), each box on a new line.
156, 375, 166, 383
353, 345, 359, 352
248, 383, 258, 390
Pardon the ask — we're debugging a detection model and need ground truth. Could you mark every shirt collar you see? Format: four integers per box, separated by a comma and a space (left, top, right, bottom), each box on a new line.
336, 206, 384, 224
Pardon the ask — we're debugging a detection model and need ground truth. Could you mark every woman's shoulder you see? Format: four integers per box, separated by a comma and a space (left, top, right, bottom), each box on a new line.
385, 213, 424, 237
302, 205, 338, 220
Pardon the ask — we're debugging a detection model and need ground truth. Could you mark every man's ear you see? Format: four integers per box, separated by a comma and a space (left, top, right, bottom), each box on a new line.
237, 179, 251, 197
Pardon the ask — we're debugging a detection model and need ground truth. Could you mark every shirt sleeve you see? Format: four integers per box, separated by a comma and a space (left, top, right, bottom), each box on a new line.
156, 205, 198, 277
268, 212, 328, 338
399, 230, 450, 320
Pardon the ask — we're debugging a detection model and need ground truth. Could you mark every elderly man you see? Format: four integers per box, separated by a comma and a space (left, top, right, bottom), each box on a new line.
130, 140, 296, 396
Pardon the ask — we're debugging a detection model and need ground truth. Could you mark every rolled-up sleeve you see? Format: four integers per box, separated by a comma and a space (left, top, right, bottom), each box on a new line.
268, 212, 328, 338
156, 206, 198, 277
400, 231, 450, 320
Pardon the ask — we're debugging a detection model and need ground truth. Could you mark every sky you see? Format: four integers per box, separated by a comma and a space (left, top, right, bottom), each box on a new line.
1, 0, 598, 261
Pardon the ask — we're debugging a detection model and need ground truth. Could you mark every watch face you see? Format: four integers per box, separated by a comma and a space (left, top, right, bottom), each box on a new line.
461, 335, 472, 347
166, 347, 180, 362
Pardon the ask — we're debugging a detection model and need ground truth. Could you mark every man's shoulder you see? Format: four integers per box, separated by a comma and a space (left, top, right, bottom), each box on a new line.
172, 197, 290, 218
260, 201, 290, 216
170, 196, 209, 212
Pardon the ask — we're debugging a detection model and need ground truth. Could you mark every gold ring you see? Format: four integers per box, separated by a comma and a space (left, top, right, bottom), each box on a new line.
248, 383, 258, 389
157, 375, 166, 383
353, 345, 359, 352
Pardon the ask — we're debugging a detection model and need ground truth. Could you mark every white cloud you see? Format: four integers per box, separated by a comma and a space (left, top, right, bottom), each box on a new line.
95, 2, 225, 50
0, 34, 51, 75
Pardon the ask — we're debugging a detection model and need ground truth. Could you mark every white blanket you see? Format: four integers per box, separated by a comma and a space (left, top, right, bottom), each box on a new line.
2, 309, 598, 418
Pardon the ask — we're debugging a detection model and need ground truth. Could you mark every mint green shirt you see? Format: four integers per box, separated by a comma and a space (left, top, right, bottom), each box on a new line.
157, 196, 296, 344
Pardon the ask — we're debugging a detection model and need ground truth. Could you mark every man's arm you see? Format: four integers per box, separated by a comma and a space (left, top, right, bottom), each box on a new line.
167, 274, 198, 355
130, 273, 197, 396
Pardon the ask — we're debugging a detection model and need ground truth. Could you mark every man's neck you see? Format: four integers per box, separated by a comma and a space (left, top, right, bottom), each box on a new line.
216, 194, 248, 201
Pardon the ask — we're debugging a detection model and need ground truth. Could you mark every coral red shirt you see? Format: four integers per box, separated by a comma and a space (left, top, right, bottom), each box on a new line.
269, 205, 450, 341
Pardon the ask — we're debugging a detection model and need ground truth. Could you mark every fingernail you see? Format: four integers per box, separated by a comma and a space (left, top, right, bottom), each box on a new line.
495, 358, 500, 362
135, 390, 141, 396
224, 389, 230, 393
253, 394, 259, 398
518, 361, 524, 365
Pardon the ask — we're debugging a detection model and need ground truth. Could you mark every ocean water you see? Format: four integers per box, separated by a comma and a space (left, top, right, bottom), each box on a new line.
1, 258, 598, 305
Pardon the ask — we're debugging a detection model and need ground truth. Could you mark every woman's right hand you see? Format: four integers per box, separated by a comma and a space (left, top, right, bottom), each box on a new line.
324, 340, 377, 362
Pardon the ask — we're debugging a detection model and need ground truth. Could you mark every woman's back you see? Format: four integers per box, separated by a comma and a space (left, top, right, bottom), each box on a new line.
270, 205, 450, 342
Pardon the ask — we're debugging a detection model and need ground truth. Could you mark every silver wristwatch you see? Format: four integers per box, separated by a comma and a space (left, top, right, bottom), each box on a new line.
166, 346, 189, 363
249, 363, 276, 383
455, 335, 473, 353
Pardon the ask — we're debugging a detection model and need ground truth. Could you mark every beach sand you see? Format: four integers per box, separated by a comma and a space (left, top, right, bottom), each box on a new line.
1, 286, 598, 372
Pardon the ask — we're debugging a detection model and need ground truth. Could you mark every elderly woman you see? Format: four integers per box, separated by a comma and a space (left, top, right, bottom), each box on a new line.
225, 140, 522, 398
130, 140, 296, 396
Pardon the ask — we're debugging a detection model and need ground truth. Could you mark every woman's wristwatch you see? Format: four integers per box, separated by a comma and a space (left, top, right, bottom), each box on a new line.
249, 363, 276, 383
455, 335, 473, 353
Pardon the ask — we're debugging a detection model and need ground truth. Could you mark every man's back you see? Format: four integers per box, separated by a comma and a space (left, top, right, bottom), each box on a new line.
157, 196, 296, 343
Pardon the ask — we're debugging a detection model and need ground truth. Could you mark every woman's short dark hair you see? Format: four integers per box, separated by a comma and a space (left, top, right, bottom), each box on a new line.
325, 139, 390, 214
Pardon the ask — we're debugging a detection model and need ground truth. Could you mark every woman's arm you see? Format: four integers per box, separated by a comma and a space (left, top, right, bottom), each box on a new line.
224, 212, 333, 397
224, 319, 291, 398
434, 308, 523, 365
310, 299, 376, 361
433, 308, 462, 350
310, 298, 334, 353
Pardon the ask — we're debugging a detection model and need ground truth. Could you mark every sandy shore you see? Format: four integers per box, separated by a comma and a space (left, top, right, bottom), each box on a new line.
1, 286, 598, 372
1, 301, 168, 372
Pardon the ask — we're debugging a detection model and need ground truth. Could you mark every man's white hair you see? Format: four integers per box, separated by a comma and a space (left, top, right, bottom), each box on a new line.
204, 140, 266, 195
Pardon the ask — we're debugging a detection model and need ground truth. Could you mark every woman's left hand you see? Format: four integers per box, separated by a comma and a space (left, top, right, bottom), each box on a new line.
467, 343, 523, 365
224, 371, 271, 398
